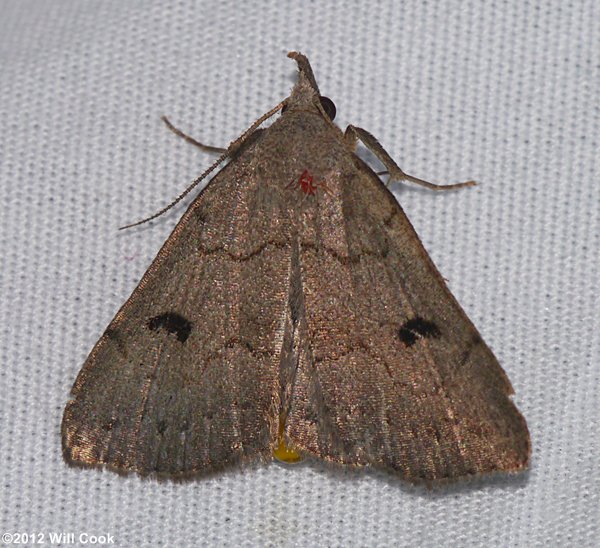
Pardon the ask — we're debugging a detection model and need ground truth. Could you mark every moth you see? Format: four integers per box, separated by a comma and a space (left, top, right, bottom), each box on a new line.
62, 52, 530, 484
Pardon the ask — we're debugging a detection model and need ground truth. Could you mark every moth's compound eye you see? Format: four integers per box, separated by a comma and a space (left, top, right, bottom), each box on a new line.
281, 96, 336, 121
319, 96, 336, 120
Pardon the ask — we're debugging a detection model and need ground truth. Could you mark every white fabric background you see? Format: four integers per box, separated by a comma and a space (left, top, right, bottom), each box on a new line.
1, 1, 598, 546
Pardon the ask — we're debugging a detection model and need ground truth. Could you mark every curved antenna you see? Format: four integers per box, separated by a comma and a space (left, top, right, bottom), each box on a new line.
119, 100, 285, 230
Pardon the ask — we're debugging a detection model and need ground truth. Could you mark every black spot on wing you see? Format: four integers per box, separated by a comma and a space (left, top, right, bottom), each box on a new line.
397, 328, 417, 346
147, 312, 192, 343
103, 327, 128, 357
405, 317, 441, 338
398, 317, 441, 347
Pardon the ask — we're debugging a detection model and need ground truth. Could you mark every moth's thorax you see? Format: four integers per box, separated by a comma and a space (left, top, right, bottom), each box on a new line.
247, 109, 349, 197
285, 74, 320, 112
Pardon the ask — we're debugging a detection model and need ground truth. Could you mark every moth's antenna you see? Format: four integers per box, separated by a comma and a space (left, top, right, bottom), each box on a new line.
119, 152, 229, 230
119, 101, 285, 230
161, 116, 227, 154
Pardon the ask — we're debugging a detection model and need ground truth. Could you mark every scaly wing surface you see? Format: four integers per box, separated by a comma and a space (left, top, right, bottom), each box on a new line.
286, 156, 530, 483
62, 140, 294, 477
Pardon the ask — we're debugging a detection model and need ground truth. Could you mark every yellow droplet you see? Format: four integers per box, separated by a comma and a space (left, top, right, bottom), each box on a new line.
273, 416, 303, 463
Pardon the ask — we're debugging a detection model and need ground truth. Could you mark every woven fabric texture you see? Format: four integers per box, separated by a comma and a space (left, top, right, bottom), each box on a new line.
0, 1, 598, 546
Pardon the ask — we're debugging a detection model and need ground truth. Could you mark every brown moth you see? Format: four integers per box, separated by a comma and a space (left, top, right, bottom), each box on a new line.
62, 52, 530, 484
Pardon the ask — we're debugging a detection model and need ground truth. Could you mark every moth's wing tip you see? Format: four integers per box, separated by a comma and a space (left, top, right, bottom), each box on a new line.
292, 451, 530, 489
61, 454, 135, 480
425, 472, 530, 493
517, 434, 533, 475
60, 402, 79, 462
507, 398, 533, 465
401, 460, 531, 490
60, 433, 275, 482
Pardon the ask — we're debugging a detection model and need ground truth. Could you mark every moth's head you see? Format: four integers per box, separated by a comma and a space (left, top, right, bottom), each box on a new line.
282, 51, 337, 121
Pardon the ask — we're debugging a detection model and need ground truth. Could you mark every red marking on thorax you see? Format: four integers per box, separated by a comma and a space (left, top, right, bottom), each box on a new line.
287, 169, 331, 196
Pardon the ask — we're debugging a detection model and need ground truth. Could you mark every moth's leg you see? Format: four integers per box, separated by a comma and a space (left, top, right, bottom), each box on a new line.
161, 116, 227, 154
344, 125, 476, 190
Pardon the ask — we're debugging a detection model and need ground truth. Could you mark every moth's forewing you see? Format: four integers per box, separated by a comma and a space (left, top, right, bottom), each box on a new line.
62, 127, 296, 476
284, 138, 530, 482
